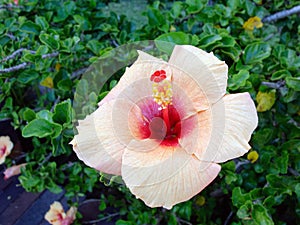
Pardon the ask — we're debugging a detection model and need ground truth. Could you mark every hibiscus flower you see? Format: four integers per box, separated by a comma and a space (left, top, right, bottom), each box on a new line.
0, 136, 14, 165
71, 45, 258, 209
45, 201, 77, 225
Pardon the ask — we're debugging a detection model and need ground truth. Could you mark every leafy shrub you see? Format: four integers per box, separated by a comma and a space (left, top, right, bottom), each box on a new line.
0, 0, 299, 224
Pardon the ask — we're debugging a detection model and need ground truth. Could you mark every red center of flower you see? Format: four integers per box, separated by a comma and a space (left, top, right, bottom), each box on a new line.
139, 100, 181, 147
0, 146, 6, 157
150, 70, 167, 83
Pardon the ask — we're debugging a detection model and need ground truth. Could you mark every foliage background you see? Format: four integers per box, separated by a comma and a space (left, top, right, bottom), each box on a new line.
0, 0, 300, 224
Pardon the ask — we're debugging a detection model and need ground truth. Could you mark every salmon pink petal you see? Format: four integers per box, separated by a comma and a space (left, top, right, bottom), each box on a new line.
99, 51, 166, 106
195, 93, 258, 163
3, 163, 26, 180
0, 136, 13, 165
71, 99, 148, 175
169, 45, 228, 105
122, 146, 221, 209
45, 201, 66, 224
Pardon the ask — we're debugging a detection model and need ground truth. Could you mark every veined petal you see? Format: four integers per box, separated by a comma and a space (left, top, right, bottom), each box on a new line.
196, 93, 258, 163
99, 51, 166, 106
169, 45, 228, 105
122, 146, 221, 209
72, 99, 148, 175
0, 136, 13, 165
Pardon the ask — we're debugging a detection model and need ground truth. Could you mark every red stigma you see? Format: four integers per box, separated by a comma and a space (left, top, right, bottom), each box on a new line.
150, 70, 166, 83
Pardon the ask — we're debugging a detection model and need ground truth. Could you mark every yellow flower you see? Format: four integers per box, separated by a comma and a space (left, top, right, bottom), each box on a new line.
169, 25, 176, 32
247, 151, 259, 163
243, 16, 263, 31
256, 90, 276, 112
0, 136, 13, 165
71, 45, 258, 209
40, 77, 54, 89
55, 63, 62, 71
195, 195, 206, 206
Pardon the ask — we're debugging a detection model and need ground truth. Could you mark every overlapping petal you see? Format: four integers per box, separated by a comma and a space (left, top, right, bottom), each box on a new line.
192, 93, 258, 162
121, 145, 221, 209
99, 51, 166, 106
72, 99, 150, 175
169, 45, 228, 105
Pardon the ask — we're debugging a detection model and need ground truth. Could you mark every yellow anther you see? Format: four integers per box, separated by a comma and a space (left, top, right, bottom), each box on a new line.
152, 79, 172, 109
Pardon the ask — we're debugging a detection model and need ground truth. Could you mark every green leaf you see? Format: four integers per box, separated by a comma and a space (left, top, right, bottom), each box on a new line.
22, 108, 36, 122
36, 110, 53, 121
232, 187, 251, 207
243, 42, 271, 64
86, 40, 102, 55
35, 16, 49, 30
186, 0, 204, 13
22, 119, 62, 138
0, 35, 10, 46
155, 32, 195, 54
198, 34, 222, 48
73, 15, 91, 31
228, 70, 250, 90
271, 69, 291, 81
116, 220, 134, 225
221, 47, 241, 61
20, 21, 41, 34
36, 45, 49, 55
286, 77, 300, 91
39, 33, 60, 50
52, 100, 72, 125
237, 201, 252, 219
252, 204, 274, 225
147, 7, 165, 27
17, 70, 39, 84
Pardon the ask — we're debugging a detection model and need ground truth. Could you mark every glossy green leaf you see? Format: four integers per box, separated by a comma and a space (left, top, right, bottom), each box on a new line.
39, 33, 60, 50
286, 77, 300, 91
20, 21, 41, 34
252, 204, 274, 225
155, 32, 195, 54
22, 118, 62, 138
228, 70, 250, 90
17, 70, 39, 84
52, 99, 72, 125
243, 42, 271, 64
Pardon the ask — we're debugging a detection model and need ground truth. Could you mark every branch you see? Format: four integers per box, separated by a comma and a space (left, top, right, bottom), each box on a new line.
70, 67, 88, 79
261, 81, 285, 89
224, 211, 234, 225
0, 48, 26, 63
82, 212, 119, 224
42, 52, 59, 59
0, 62, 28, 73
0, 51, 59, 74
263, 5, 300, 23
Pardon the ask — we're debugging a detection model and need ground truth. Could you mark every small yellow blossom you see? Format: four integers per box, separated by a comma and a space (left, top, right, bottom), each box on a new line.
195, 195, 206, 206
243, 17, 263, 31
256, 90, 276, 112
55, 63, 62, 71
40, 77, 54, 89
170, 25, 176, 32
247, 151, 259, 163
